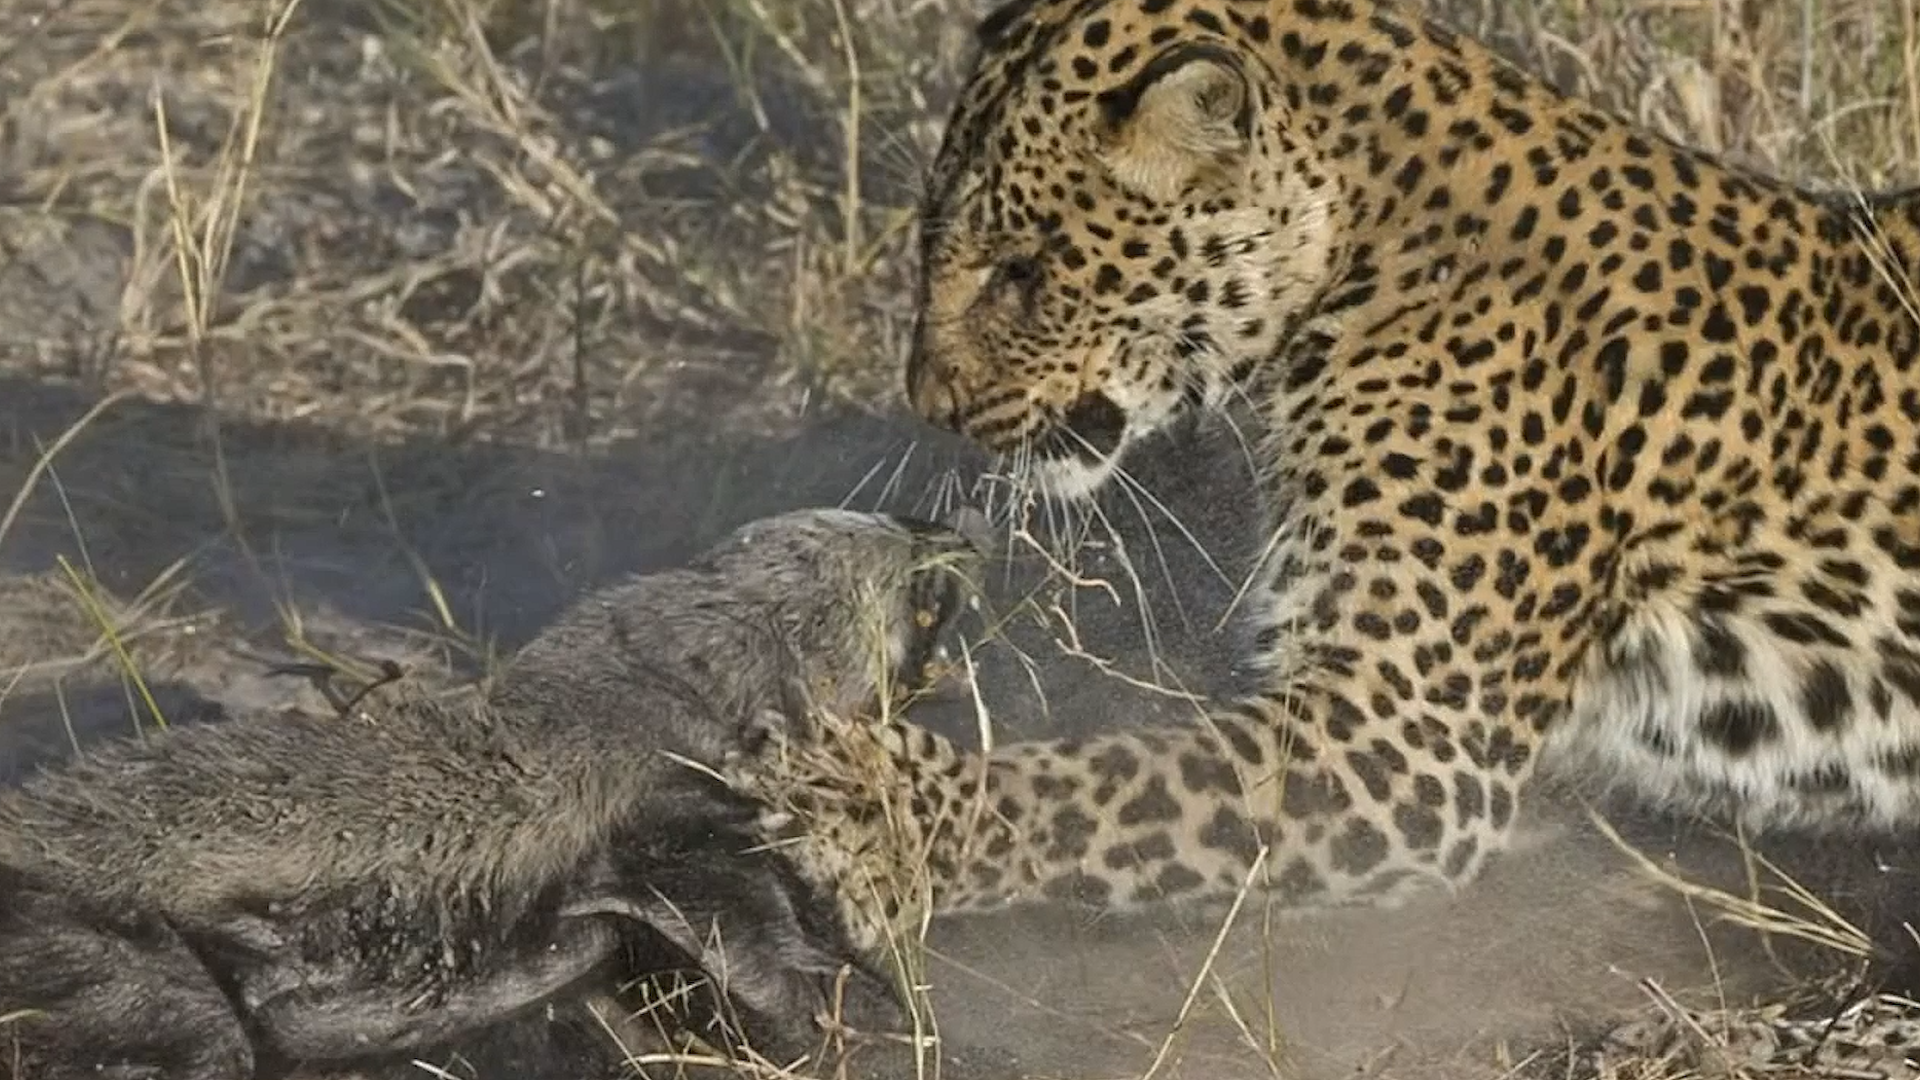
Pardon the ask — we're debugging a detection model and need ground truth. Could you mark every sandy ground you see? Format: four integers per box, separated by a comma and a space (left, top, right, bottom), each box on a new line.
7, 0, 1920, 1077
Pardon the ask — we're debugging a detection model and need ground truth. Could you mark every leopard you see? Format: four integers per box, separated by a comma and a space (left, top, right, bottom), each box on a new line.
723, 0, 1920, 943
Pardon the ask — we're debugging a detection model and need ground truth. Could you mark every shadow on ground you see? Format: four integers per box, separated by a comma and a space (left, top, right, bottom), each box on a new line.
0, 371, 1259, 756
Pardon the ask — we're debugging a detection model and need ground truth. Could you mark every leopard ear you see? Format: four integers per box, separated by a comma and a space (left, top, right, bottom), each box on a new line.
976, 0, 1038, 48
1096, 43, 1254, 202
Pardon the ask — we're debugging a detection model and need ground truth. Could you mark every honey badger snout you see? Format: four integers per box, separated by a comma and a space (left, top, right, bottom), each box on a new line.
884, 511, 985, 696
887, 507, 992, 558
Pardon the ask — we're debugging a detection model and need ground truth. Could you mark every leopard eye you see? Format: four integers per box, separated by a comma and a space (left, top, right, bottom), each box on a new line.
992, 255, 1045, 305
1001, 255, 1041, 284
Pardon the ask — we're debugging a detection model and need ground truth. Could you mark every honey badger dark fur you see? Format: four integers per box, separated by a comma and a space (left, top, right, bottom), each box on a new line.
0, 508, 979, 1080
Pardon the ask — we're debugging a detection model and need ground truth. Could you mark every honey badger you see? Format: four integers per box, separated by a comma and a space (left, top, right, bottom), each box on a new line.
0, 508, 980, 1080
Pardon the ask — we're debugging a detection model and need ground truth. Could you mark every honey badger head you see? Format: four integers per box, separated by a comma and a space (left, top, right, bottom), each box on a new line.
681, 508, 984, 716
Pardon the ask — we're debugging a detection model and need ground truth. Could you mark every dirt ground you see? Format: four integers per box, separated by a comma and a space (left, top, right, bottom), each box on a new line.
8, 0, 1920, 1077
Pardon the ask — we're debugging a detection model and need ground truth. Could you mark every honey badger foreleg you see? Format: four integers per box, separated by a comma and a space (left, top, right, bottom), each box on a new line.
0, 869, 620, 1076
556, 822, 908, 1066
0, 870, 254, 1080
244, 917, 622, 1063
238, 822, 897, 1067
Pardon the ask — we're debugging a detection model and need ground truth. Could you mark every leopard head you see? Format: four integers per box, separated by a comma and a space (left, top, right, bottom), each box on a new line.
906, 0, 1339, 500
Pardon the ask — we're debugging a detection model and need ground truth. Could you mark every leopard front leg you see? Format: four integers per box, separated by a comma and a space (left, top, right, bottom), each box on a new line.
736, 664, 1551, 924
734, 489, 1602, 922
920, 682, 1536, 915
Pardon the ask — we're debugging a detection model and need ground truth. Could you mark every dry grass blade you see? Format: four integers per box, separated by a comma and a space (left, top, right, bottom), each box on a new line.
53, 554, 168, 727
1138, 848, 1271, 1080
141, 0, 303, 543
149, 0, 303, 349
1586, 809, 1875, 961
0, 390, 131, 555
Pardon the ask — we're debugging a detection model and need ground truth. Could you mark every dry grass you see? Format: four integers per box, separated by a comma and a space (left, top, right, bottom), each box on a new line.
8, 0, 1920, 452
6, 0, 1920, 1077
0, 0, 973, 449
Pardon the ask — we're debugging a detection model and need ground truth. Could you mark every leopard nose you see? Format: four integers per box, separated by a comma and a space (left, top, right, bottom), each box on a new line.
905, 348, 964, 433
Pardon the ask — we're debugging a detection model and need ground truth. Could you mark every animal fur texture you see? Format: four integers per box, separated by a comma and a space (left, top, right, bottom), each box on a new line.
0, 508, 978, 1080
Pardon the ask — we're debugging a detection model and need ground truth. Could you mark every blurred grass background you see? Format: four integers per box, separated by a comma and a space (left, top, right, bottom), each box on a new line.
4, 0, 1917, 455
